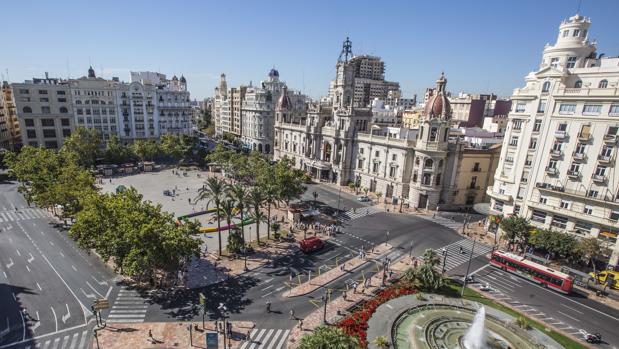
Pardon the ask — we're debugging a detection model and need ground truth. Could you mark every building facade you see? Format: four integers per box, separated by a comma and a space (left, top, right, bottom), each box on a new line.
487, 14, 619, 267
450, 93, 511, 128
0, 81, 20, 150
13, 74, 74, 149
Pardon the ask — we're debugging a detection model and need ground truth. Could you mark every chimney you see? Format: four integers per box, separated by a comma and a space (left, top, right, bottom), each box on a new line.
45, 72, 49, 79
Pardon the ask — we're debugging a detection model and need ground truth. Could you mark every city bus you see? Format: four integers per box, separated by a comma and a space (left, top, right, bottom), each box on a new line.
490, 250, 573, 294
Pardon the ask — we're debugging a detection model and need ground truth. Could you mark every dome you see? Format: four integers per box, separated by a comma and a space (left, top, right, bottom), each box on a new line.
423, 72, 451, 119
88, 66, 96, 78
269, 68, 279, 77
180, 75, 186, 83
172, 75, 178, 81
276, 86, 292, 110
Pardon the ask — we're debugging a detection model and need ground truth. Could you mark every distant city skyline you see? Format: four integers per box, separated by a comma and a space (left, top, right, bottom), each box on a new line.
3, 0, 618, 101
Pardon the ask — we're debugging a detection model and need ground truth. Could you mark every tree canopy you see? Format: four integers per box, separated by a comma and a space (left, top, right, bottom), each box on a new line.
298, 326, 360, 349
61, 127, 101, 168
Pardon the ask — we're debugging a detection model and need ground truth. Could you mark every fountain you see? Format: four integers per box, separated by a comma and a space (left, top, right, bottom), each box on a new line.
462, 306, 486, 349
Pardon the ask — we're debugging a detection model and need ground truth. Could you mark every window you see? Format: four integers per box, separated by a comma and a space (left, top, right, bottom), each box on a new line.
372, 162, 379, 173
573, 29, 580, 37
62, 129, 71, 137
391, 154, 397, 161
548, 159, 558, 169
575, 143, 586, 154
469, 176, 477, 189
515, 102, 526, 113
610, 105, 619, 116
38, 90, 48, 95
557, 123, 568, 132
44, 141, 58, 149
560, 200, 571, 209
574, 80, 582, 88
542, 81, 551, 92
521, 171, 529, 183
22, 106, 32, 113
531, 210, 546, 223
412, 173, 418, 183
375, 151, 379, 157
513, 120, 523, 130
24, 119, 34, 127
569, 163, 581, 173
601, 145, 613, 157
559, 104, 576, 114
509, 136, 518, 146
19, 89, 29, 94
539, 196, 548, 204
77, 109, 83, 115
583, 104, 602, 115
56, 90, 65, 95
595, 166, 607, 176
533, 120, 542, 132
41, 119, 54, 127
537, 100, 547, 113
552, 142, 562, 151
26, 130, 36, 139
525, 154, 533, 166
43, 129, 56, 138
75, 100, 82, 105
473, 162, 481, 172
551, 215, 568, 229
389, 166, 397, 178
58, 98, 67, 103
359, 148, 364, 154
566, 56, 577, 68
435, 173, 441, 185
430, 127, 438, 141
599, 80, 608, 88
550, 58, 559, 68
575, 221, 592, 234
59, 107, 68, 113
39, 97, 49, 102
41, 106, 50, 114
514, 205, 521, 214
608, 126, 618, 136
587, 190, 598, 198
61, 118, 70, 126
610, 210, 619, 221
562, 30, 569, 38
529, 138, 537, 149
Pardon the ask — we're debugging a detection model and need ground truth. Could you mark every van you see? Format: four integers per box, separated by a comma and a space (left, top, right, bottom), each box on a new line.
299, 237, 324, 254
589, 270, 619, 290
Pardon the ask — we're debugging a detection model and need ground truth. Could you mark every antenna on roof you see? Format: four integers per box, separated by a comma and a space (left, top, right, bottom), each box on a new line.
576, 0, 583, 14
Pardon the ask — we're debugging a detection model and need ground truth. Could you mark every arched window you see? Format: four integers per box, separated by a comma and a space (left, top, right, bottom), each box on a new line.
542, 81, 551, 92
424, 159, 434, 169
59, 107, 68, 113
22, 106, 32, 113
415, 157, 420, 165
438, 160, 444, 168
258, 144, 263, 153
574, 80, 582, 88
265, 144, 270, 153
599, 80, 608, 88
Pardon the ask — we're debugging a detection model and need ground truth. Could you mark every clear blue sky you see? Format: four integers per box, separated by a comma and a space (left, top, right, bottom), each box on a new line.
3, 0, 618, 100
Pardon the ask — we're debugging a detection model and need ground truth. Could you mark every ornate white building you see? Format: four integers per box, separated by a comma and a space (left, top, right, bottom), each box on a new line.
488, 14, 619, 267
274, 39, 501, 210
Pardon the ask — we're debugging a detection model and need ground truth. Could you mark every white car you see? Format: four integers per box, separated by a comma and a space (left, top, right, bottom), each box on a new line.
357, 195, 371, 202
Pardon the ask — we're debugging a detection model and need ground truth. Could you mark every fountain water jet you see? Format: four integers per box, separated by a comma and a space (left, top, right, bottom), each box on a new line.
462, 306, 486, 349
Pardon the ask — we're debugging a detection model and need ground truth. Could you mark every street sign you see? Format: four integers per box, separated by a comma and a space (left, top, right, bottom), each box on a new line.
206, 332, 218, 349
199, 292, 205, 306
93, 299, 109, 310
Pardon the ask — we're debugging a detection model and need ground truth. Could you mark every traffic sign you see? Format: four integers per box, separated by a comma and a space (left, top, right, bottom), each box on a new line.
199, 292, 205, 306
206, 332, 218, 348
93, 299, 109, 310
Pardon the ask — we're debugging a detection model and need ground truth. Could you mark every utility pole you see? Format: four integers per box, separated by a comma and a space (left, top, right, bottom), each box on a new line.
385, 230, 390, 246
408, 241, 414, 258
441, 248, 448, 274
461, 238, 477, 296
322, 289, 331, 324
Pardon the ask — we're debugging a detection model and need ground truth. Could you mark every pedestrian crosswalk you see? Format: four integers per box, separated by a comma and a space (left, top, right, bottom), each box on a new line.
240, 328, 290, 349
435, 239, 493, 272
0, 208, 52, 223
337, 207, 380, 222
416, 214, 465, 231
11, 329, 89, 349
106, 288, 148, 323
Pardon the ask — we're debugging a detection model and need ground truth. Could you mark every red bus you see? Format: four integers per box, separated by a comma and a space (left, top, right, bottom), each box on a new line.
490, 250, 573, 294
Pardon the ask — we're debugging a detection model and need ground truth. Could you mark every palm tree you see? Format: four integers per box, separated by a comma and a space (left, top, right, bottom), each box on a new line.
221, 199, 241, 253
247, 187, 265, 244
227, 184, 249, 247
373, 336, 390, 349
421, 248, 441, 267
262, 182, 277, 240
196, 177, 227, 255
298, 326, 360, 349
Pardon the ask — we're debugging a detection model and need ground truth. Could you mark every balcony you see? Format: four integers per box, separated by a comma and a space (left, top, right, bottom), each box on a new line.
550, 149, 563, 158
486, 186, 513, 202
572, 152, 587, 161
603, 134, 617, 143
567, 170, 581, 179
592, 174, 607, 183
545, 166, 558, 175
472, 167, 482, 172
554, 130, 567, 139
598, 154, 612, 163
577, 132, 591, 142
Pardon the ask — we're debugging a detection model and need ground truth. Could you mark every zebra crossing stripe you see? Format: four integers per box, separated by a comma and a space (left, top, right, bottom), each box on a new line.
266, 329, 283, 349
274, 330, 290, 349
68, 332, 79, 349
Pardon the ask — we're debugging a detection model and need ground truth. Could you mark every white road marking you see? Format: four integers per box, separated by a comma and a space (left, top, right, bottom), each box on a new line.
261, 285, 274, 291
31, 312, 41, 332
26, 265, 31, 272
36, 282, 42, 291
109, 309, 147, 313
91, 275, 108, 286
27, 253, 35, 263
61, 304, 71, 323
85, 281, 105, 298
49, 241, 54, 246
262, 278, 274, 284
275, 330, 290, 349
560, 303, 584, 314
71, 265, 77, 272
275, 286, 285, 292
80, 288, 96, 299
5, 258, 14, 269
111, 305, 148, 309
19, 310, 25, 340
557, 310, 580, 322
261, 291, 275, 298
16, 249, 21, 256
2, 272, 6, 279
11, 292, 16, 301
59, 252, 65, 258
105, 286, 113, 299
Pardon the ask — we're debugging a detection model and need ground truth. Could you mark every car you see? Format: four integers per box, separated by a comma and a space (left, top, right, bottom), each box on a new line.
357, 195, 371, 202
163, 190, 172, 196
299, 236, 324, 254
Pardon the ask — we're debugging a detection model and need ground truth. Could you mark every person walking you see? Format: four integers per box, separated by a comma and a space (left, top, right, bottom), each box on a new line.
289, 309, 296, 320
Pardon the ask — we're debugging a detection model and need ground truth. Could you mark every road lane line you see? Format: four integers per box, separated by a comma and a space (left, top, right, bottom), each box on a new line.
77, 330, 87, 349
11, 292, 16, 301
26, 265, 31, 272
71, 265, 77, 272
557, 310, 581, 322
27, 253, 34, 263
5, 258, 14, 269
104, 286, 113, 299
68, 333, 79, 349
261, 291, 275, 298
36, 282, 42, 291
60, 335, 70, 349
85, 281, 105, 298
2, 272, 6, 279
49, 241, 54, 246
560, 303, 584, 314
16, 249, 21, 256
274, 330, 289, 349
19, 310, 25, 340
261, 285, 273, 291
59, 251, 65, 258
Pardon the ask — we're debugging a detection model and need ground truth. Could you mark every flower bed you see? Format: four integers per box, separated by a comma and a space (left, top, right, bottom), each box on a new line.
336, 284, 416, 348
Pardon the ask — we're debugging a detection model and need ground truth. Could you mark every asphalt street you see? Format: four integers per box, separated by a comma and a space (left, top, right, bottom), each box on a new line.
0, 181, 117, 349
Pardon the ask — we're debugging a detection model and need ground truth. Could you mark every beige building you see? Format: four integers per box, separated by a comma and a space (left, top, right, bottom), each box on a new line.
0, 81, 20, 150
453, 145, 501, 206
488, 14, 619, 267
402, 108, 423, 129
13, 74, 73, 149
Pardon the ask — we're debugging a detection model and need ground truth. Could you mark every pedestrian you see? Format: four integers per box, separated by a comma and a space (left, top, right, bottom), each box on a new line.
289, 309, 296, 320
266, 299, 271, 313
298, 319, 303, 330
247, 330, 251, 342
366, 208, 369, 215
352, 282, 358, 294
148, 329, 153, 338
459, 246, 464, 254
342, 291, 347, 301
340, 263, 345, 272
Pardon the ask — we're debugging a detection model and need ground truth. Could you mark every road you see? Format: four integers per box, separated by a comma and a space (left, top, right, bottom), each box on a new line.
0, 181, 117, 349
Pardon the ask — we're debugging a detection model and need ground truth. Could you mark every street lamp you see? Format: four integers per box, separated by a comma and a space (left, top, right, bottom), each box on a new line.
385, 230, 390, 246
218, 303, 228, 347
312, 191, 318, 208
242, 246, 248, 271
408, 241, 414, 258
322, 289, 331, 324
461, 238, 477, 296
441, 248, 448, 274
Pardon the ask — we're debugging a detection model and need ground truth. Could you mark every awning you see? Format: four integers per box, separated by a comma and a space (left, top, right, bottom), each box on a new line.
473, 203, 500, 216
310, 160, 331, 170
301, 209, 320, 218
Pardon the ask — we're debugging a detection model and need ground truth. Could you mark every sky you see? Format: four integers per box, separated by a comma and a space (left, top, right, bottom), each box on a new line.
2, 0, 619, 101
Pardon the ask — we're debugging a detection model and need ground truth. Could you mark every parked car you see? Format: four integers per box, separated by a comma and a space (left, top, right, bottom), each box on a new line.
299, 236, 324, 254
163, 190, 172, 196
357, 195, 371, 202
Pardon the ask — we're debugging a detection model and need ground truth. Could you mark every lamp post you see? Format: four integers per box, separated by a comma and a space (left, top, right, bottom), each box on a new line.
322, 289, 331, 324
462, 214, 469, 235
441, 248, 448, 274
312, 191, 318, 208
242, 246, 248, 271
408, 241, 414, 258
461, 238, 477, 296
218, 303, 228, 348
385, 230, 390, 246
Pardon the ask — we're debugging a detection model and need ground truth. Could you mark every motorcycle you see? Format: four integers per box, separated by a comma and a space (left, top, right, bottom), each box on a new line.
584, 332, 602, 344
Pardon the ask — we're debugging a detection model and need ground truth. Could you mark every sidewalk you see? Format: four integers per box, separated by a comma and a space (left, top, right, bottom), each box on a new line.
94, 321, 254, 349
283, 243, 392, 297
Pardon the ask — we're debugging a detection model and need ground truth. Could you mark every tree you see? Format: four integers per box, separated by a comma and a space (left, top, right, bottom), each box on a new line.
376, 192, 383, 206
104, 135, 135, 164
227, 184, 249, 247
132, 139, 160, 162
247, 187, 265, 244
421, 249, 441, 267
576, 237, 607, 273
298, 326, 360, 349
402, 249, 444, 291
61, 127, 101, 168
529, 229, 577, 259
261, 181, 277, 240
273, 157, 305, 206
499, 216, 530, 250
196, 177, 227, 255
373, 336, 390, 349
161, 134, 195, 161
